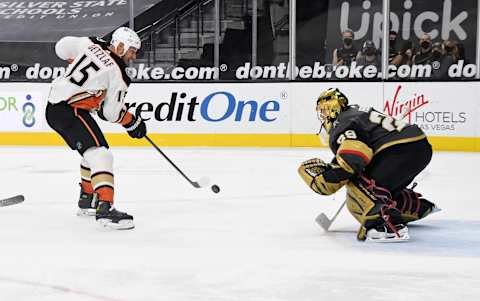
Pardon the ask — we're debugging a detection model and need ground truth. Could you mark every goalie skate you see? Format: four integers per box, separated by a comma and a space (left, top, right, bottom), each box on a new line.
431, 204, 442, 214
366, 224, 410, 242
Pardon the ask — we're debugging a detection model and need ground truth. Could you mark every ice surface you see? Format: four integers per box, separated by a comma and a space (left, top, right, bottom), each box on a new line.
0, 146, 479, 301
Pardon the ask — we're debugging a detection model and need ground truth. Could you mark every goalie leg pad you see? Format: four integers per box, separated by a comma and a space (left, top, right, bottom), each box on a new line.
346, 178, 404, 241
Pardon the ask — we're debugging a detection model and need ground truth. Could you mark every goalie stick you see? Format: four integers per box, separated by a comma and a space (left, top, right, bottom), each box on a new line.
145, 135, 210, 188
0, 195, 25, 207
315, 200, 346, 231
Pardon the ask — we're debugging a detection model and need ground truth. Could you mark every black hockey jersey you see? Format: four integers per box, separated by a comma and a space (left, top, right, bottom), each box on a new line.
327, 105, 426, 176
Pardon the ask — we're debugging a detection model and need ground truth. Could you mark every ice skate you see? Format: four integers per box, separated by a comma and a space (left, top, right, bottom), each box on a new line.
366, 224, 409, 242
430, 203, 442, 214
96, 201, 134, 230
76, 186, 98, 217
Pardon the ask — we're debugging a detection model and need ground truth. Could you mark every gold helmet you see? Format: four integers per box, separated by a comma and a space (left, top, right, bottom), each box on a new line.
316, 88, 349, 133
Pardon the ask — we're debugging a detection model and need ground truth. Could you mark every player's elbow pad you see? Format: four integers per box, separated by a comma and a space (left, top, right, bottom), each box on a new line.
336, 140, 373, 175
55, 36, 78, 61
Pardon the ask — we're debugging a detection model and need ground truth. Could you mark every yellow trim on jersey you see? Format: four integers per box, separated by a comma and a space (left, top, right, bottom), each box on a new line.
336, 140, 373, 172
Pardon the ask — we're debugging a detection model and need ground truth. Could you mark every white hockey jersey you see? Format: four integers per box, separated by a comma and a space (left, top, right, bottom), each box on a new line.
48, 36, 132, 124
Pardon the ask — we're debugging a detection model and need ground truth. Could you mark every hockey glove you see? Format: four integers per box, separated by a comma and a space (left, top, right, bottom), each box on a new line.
301, 158, 330, 178
298, 158, 349, 195
124, 115, 147, 139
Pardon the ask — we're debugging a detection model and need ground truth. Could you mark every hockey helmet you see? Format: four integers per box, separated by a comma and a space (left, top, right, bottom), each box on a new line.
111, 27, 141, 56
316, 88, 348, 133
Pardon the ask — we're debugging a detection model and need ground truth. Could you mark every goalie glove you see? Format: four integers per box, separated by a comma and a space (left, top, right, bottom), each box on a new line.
298, 158, 349, 195
301, 158, 330, 178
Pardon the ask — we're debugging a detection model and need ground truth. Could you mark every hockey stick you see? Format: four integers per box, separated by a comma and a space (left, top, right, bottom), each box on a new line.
315, 200, 346, 231
0, 195, 25, 207
145, 135, 210, 188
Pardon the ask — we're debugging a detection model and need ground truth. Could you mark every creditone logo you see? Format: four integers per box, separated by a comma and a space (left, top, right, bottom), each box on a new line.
22, 94, 36, 127
125, 91, 282, 122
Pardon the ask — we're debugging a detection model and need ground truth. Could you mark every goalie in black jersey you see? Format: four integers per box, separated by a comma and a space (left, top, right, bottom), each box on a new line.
298, 88, 439, 242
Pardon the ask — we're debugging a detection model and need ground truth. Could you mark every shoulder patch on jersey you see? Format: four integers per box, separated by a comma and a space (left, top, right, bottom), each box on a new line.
89, 37, 109, 50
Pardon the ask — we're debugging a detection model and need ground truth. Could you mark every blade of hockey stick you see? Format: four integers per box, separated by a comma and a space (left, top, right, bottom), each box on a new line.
0, 195, 25, 207
315, 200, 346, 231
315, 213, 333, 231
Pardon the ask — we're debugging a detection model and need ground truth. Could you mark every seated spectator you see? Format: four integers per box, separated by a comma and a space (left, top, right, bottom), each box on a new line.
391, 40, 413, 67
389, 30, 398, 64
412, 33, 433, 65
430, 41, 445, 79
430, 42, 444, 63
435, 40, 458, 79
332, 29, 357, 66
443, 40, 459, 62
456, 42, 466, 63
356, 40, 381, 70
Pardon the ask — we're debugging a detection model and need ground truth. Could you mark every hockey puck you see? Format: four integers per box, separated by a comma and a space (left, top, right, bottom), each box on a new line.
211, 184, 220, 194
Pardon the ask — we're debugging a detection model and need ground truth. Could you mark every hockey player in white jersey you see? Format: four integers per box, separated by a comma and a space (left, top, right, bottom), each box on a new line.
46, 27, 145, 230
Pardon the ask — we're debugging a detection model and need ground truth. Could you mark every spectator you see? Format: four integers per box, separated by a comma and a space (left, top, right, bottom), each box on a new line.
412, 33, 433, 65
443, 40, 459, 62
436, 40, 458, 79
391, 40, 413, 67
388, 30, 398, 64
356, 40, 381, 70
332, 29, 357, 66
456, 42, 466, 63
430, 41, 445, 79
431, 42, 444, 62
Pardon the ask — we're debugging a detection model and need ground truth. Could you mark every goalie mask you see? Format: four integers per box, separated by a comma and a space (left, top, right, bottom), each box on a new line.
316, 88, 348, 141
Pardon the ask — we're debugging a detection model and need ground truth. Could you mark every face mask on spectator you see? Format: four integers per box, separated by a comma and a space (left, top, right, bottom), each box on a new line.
445, 46, 454, 53
343, 38, 353, 46
421, 41, 431, 49
431, 50, 442, 60
365, 48, 376, 56
389, 39, 396, 48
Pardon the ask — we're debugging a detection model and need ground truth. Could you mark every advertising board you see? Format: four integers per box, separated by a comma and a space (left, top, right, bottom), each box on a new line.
0, 82, 478, 151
